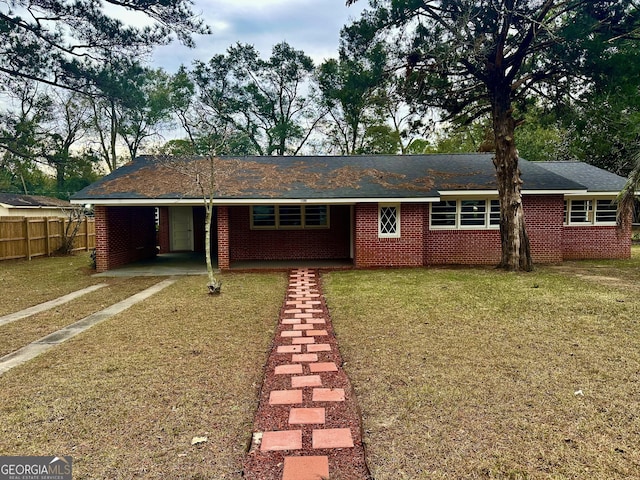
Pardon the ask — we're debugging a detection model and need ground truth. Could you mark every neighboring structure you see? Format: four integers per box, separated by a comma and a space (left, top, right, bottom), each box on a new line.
70, 154, 632, 273
0, 194, 95, 261
0, 193, 71, 217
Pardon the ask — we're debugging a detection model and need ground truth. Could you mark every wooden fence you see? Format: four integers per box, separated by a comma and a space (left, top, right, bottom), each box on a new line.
0, 216, 96, 261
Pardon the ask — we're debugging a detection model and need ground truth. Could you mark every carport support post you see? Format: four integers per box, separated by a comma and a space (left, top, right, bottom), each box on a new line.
217, 206, 230, 270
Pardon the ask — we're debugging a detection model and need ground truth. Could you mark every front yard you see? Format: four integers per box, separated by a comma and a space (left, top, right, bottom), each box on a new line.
1, 250, 639, 479
0, 257, 286, 479
324, 249, 640, 479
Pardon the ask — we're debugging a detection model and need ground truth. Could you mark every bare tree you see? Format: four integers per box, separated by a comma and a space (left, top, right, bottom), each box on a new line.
59, 206, 87, 255
157, 122, 231, 294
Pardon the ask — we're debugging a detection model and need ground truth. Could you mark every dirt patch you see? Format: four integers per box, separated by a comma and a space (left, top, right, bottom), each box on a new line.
548, 265, 639, 291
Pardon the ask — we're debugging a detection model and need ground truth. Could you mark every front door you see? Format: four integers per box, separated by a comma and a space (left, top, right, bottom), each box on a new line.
169, 207, 194, 251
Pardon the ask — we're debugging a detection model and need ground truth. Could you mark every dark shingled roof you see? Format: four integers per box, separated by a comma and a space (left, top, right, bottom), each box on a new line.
534, 161, 627, 192
71, 154, 597, 203
0, 193, 70, 207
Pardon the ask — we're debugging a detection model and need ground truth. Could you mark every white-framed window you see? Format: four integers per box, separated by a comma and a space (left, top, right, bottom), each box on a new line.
378, 204, 400, 238
430, 200, 457, 227
430, 199, 500, 229
565, 198, 617, 226
569, 199, 592, 224
595, 199, 617, 223
251, 205, 329, 230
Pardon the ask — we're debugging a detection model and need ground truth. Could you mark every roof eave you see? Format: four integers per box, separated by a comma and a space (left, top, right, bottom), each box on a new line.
71, 196, 443, 207
0, 204, 67, 209
438, 189, 590, 196
522, 189, 588, 195
563, 190, 621, 197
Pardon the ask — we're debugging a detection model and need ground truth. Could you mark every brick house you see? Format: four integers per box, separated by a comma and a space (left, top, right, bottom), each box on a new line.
70, 154, 632, 273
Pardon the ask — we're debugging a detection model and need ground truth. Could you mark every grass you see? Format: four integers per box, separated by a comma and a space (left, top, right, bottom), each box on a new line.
2, 250, 640, 479
0, 271, 286, 479
0, 276, 164, 357
0, 252, 101, 316
323, 249, 640, 479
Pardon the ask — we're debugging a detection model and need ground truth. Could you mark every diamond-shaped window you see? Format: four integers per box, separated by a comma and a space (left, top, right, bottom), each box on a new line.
379, 205, 398, 236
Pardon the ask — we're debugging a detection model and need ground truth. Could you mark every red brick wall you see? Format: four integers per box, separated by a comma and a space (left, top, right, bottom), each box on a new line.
94, 206, 157, 272
425, 196, 565, 265
217, 206, 230, 269
228, 205, 351, 262
563, 223, 632, 259
523, 195, 564, 263
97, 197, 631, 272
425, 228, 501, 265
157, 207, 170, 253
354, 203, 425, 268
94, 206, 108, 272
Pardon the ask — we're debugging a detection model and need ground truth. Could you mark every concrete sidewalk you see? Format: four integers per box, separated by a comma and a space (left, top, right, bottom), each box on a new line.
0, 278, 176, 375
0, 283, 107, 327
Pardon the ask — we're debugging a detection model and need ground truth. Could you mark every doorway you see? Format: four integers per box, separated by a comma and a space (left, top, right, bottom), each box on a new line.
169, 206, 194, 251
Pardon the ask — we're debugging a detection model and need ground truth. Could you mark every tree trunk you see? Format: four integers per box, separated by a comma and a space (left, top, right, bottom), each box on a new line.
109, 102, 118, 172
491, 88, 533, 271
56, 160, 66, 193
204, 156, 221, 294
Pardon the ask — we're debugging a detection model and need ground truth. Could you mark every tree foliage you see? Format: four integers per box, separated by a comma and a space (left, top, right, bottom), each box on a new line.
317, 42, 387, 154
190, 42, 323, 156
0, 0, 207, 195
560, 37, 640, 175
118, 68, 177, 161
1, 0, 208, 91
0, 77, 100, 197
345, 0, 640, 270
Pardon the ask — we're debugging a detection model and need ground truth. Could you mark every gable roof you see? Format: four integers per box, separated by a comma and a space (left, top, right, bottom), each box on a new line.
534, 161, 627, 193
0, 193, 70, 208
72, 154, 595, 206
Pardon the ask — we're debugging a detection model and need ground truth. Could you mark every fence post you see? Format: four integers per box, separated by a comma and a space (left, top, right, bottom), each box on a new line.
24, 217, 31, 260
45, 218, 51, 256
63, 217, 67, 253
85, 216, 90, 251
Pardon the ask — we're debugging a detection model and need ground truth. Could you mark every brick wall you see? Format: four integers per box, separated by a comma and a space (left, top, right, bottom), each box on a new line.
425, 228, 502, 265
94, 206, 108, 271
354, 203, 425, 268
563, 224, 632, 259
228, 205, 351, 262
523, 195, 564, 263
217, 206, 230, 269
424, 196, 565, 265
157, 206, 170, 253
94, 206, 157, 272
97, 197, 632, 272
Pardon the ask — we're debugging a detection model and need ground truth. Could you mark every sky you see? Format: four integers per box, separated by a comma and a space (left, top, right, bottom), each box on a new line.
150, 0, 369, 72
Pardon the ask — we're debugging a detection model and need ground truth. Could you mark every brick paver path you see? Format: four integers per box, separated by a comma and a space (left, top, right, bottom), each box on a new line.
243, 269, 370, 479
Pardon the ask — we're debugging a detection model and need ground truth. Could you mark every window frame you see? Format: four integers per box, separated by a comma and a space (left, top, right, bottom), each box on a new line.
594, 199, 617, 224
250, 205, 330, 230
378, 203, 401, 238
430, 198, 500, 230
565, 198, 617, 226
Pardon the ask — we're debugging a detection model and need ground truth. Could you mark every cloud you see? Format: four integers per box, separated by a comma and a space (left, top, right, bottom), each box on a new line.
151, 0, 367, 71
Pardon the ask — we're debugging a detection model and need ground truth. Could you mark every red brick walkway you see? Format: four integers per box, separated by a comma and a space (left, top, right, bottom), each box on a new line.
243, 269, 370, 479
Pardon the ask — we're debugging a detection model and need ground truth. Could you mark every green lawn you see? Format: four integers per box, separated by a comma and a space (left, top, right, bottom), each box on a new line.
324, 249, 640, 479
